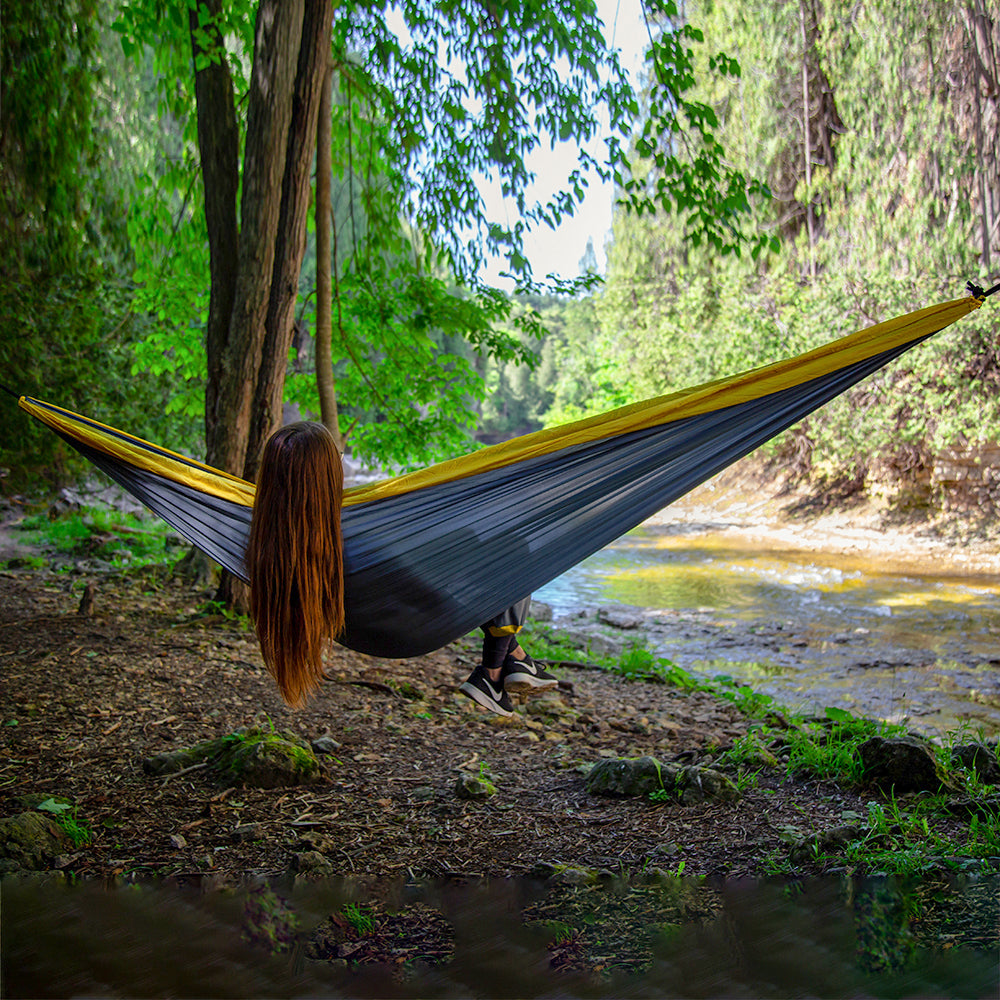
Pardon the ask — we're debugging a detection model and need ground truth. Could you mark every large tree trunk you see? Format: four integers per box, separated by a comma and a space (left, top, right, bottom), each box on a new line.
207, 0, 305, 477
314, 59, 342, 448
190, 0, 333, 606
244, 0, 334, 483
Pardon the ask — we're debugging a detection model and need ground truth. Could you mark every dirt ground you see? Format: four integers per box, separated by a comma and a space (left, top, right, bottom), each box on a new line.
1, 559, 886, 886
3, 466, 998, 888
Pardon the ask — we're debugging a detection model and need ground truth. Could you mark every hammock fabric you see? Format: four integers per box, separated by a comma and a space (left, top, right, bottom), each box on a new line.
15, 292, 990, 658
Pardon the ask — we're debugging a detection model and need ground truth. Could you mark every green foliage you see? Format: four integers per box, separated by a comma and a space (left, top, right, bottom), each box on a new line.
0, 3, 202, 488
13, 506, 181, 572
38, 799, 92, 848
341, 901, 376, 937
620, 0, 773, 259
586, 0, 1000, 504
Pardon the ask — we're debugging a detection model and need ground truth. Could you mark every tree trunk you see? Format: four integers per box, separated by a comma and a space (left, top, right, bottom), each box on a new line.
188, 0, 239, 462
315, 59, 342, 448
207, 0, 305, 477
243, 0, 334, 483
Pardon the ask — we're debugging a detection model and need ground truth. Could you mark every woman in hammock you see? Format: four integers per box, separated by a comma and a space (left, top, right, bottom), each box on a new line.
244, 421, 557, 714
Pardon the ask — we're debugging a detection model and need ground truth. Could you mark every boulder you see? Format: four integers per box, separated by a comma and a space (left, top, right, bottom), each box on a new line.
0, 812, 70, 871
674, 765, 740, 804
597, 606, 646, 630
951, 742, 1000, 785
455, 774, 496, 800
586, 755, 741, 802
586, 755, 673, 797
858, 736, 961, 794
143, 727, 320, 788
789, 824, 863, 865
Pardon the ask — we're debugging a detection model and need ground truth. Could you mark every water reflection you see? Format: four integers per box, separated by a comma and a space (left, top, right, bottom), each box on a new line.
535, 525, 1000, 733
4, 873, 997, 998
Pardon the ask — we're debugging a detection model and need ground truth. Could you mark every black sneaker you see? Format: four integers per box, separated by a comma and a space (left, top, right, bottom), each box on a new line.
459, 666, 514, 717
501, 653, 559, 694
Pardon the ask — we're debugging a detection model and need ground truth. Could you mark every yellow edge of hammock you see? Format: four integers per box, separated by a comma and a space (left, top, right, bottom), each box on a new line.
18, 295, 981, 510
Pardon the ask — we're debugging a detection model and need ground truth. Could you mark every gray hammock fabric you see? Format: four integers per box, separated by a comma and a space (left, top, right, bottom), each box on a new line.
15, 292, 987, 657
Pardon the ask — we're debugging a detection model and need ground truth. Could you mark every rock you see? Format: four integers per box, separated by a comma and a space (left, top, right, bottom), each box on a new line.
529, 600, 553, 622
310, 736, 342, 755
224, 732, 320, 788
674, 765, 741, 804
858, 736, 962, 794
557, 627, 624, 658
951, 743, 1000, 784
143, 727, 320, 788
551, 866, 599, 886
455, 774, 496, 800
789, 824, 862, 864
586, 756, 741, 802
288, 850, 336, 877
232, 823, 263, 842
0, 812, 70, 870
143, 748, 204, 776
586, 756, 676, 797
598, 606, 646, 630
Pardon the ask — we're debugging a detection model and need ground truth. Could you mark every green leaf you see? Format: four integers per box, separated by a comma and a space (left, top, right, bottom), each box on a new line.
37, 798, 72, 814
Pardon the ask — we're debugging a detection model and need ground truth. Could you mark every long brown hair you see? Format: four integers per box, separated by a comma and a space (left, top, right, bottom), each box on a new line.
245, 422, 345, 706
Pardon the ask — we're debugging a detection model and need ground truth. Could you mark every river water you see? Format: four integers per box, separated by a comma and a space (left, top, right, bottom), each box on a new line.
536, 518, 1000, 737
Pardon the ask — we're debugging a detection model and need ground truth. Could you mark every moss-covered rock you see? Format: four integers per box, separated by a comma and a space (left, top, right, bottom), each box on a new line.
586, 755, 740, 803
586, 755, 675, 797
143, 726, 320, 788
455, 773, 497, 800
0, 811, 70, 871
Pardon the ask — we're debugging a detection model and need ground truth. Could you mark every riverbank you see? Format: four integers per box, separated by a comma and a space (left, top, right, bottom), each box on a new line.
2, 562, 998, 886
656, 462, 1000, 576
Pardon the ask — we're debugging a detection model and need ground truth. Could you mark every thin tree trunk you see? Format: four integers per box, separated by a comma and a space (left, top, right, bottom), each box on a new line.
244, 0, 334, 483
315, 59, 342, 448
800, 0, 816, 281
188, 0, 239, 462
967, 2, 993, 270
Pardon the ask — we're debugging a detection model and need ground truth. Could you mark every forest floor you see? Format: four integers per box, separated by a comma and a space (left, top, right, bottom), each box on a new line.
2, 469, 999, 982
3, 465, 998, 882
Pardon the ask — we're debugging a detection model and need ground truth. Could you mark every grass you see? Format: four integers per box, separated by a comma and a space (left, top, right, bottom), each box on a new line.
37, 798, 92, 848
341, 902, 376, 936
531, 619, 1000, 877
7, 505, 182, 573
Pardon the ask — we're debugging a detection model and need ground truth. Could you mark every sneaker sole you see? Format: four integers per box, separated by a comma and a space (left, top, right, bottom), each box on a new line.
503, 673, 559, 693
459, 681, 513, 717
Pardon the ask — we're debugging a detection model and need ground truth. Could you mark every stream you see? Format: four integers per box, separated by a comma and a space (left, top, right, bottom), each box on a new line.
535, 517, 1000, 737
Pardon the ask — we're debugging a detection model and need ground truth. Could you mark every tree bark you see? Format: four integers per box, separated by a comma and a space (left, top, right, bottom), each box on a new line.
244, 0, 334, 483
314, 59, 342, 448
188, 0, 239, 458
207, 0, 305, 476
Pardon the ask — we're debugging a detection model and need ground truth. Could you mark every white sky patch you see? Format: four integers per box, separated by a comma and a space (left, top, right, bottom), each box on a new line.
384, 0, 648, 288
478, 0, 649, 287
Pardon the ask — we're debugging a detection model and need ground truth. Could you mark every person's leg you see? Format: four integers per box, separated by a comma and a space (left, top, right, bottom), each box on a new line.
458, 617, 518, 717
493, 596, 558, 694
481, 631, 515, 682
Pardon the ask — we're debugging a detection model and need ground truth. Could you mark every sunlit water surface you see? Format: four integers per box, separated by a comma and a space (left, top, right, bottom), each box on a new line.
536, 525, 1000, 734
4, 874, 998, 999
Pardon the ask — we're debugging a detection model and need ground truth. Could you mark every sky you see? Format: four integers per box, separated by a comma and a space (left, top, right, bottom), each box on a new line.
479, 0, 649, 287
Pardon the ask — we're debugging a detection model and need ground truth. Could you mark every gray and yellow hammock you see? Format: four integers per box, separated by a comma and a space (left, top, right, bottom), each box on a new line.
13, 287, 996, 658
